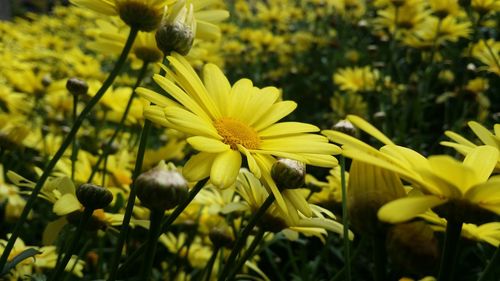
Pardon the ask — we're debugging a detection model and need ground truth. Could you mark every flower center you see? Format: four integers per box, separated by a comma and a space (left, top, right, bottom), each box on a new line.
213, 118, 260, 150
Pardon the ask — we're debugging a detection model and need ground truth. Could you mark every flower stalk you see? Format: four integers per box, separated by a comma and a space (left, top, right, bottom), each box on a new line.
340, 155, 351, 281
218, 193, 275, 281
115, 178, 209, 277
437, 219, 463, 281
140, 209, 164, 281
107, 118, 152, 281
49, 207, 93, 281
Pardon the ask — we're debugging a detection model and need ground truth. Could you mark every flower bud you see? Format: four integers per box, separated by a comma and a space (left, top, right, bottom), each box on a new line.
271, 158, 306, 190
66, 77, 88, 96
42, 74, 52, 87
136, 164, 189, 211
259, 214, 288, 233
332, 119, 356, 136
76, 183, 114, 210
155, 22, 194, 55
100, 140, 120, 155
155, 1, 196, 55
209, 226, 234, 249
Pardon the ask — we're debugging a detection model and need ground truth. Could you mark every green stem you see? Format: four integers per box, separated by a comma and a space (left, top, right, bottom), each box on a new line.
0, 27, 138, 273
340, 155, 351, 281
372, 234, 387, 281
438, 219, 463, 281
102, 153, 109, 187
71, 93, 78, 182
107, 119, 151, 281
218, 194, 275, 281
115, 178, 209, 277
202, 247, 220, 281
329, 238, 365, 281
88, 61, 149, 183
226, 228, 266, 281
140, 209, 164, 281
478, 246, 500, 281
49, 208, 93, 281
62, 239, 91, 281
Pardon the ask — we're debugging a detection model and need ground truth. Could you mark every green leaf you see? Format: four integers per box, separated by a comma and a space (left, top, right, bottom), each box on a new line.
0, 248, 42, 276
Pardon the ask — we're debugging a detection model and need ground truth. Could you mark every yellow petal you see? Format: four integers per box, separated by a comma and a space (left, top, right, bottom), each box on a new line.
203, 64, 230, 116
187, 136, 230, 153
210, 150, 242, 189
469, 121, 498, 147
378, 196, 446, 223
465, 177, 500, 214
238, 145, 261, 179
183, 152, 216, 182
444, 131, 476, 148
463, 145, 498, 184
253, 101, 297, 131
164, 106, 220, 139
53, 194, 81, 216
136, 87, 178, 107
283, 189, 312, 217
259, 122, 319, 138
347, 115, 394, 145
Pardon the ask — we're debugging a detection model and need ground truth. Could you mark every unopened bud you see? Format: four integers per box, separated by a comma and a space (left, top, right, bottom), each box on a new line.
42, 74, 52, 87
155, 22, 195, 55
66, 77, 88, 96
259, 214, 288, 233
76, 183, 114, 210
333, 119, 356, 136
271, 158, 306, 190
209, 226, 234, 248
136, 164, 189, 211
100, 141, 120, 155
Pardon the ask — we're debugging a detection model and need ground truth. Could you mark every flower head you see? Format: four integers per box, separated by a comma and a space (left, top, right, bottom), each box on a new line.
138, 53, 340, 213
71, 0, 168, 31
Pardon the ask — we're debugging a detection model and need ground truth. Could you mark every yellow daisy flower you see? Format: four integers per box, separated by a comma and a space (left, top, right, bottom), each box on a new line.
137, 53, 340, 213
471, 39, 500, 76
70, 0, 168, 31
441, 120, 500, 169
428, 0, 461, 18
472, 0, 500, 14
323, 115, 500, 224
333, 66, 381, 93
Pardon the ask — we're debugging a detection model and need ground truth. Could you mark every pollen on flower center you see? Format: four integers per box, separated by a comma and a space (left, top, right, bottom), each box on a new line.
213, 118, 260, 150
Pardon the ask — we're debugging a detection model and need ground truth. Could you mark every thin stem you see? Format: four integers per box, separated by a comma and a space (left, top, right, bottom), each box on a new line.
202, 247, 220, 281
226, 228, 266, 281
88, 61, 150, 183
71, 93, 78, 182
140, 209, 164, 281
49, 208, 93, 281
107, 119, 151, 281
437, 219, 463, 281
218, 194, 275, 281
115, 178, 209, 277
101, 153, 109, 187
372, 233, 387, 281
340, 155, 351, 281
62, 239, 91, 281
478, 246, 500, 281
329, 238, 365, 281
0, 27, 138, 273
